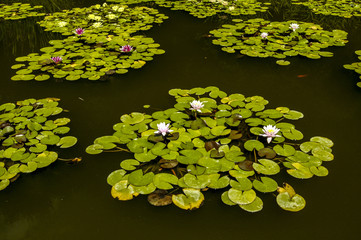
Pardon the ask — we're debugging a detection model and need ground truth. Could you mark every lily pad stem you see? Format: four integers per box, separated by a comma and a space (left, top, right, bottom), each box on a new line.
253, 149, 258, 163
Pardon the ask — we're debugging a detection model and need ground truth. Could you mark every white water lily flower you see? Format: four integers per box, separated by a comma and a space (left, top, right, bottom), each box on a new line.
103, 3, 108, 7
260, 125, 281, 143
94, 16, 102, 21
118, 7, 125, 12
260, 32, 268, 39
107, 14, 117, 20
289, 23, 299, 31
112, 6, 119, 11
58, 21, 67, 27
92, 22, 102, 28
155, 122, 173, 136
229, 6, 235, 11
190, 100, 204, 112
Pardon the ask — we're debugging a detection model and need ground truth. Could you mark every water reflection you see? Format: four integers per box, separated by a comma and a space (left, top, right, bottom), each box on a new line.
0, 213, 36, 240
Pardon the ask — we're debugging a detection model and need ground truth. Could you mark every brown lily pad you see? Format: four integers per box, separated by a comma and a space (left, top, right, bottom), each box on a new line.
258, 148, 276, 159
238, 160, 254, 171
159, 159, 178, 169
147, 189, 173, 207
205, 140, 220, 151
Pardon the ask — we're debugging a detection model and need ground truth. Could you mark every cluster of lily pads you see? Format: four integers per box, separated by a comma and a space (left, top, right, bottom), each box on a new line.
343, 50, 361, 88
37, 3, 168, 36
292, 0, 361, 18
0, 2, 45, 20
0, 98, 78, 191
210, 18, 348, 65
11, 3, 167, 81
108, 0, 270, 18
87, 87, 334, 212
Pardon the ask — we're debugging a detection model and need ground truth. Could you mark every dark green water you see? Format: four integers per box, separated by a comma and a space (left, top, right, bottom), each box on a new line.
1, 0, 361, 239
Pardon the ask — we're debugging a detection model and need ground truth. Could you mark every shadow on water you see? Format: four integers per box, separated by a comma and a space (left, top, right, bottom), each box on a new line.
0, 0, 361, 240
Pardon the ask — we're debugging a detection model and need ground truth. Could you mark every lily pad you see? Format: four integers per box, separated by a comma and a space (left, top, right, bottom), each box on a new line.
172, 188, 204, 210
276, 192, 306, 212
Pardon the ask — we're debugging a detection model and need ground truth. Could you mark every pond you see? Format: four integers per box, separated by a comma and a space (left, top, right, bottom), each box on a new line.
1, 0, 361, 239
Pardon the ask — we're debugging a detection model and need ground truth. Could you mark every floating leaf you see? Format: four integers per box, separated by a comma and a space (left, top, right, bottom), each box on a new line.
276, 192, 306, 212
148, 190, 173, 206
56, 136, 77, 148
253, 159, 280, 175
172, 188, 204, 210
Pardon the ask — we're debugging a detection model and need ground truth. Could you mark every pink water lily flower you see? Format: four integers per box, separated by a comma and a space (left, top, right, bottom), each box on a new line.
51, 56, 62, 64
75, 28, 84, 35
190, 100, 204, 112
120, 45, 133, 52
260, 125, 281, 143
260, 32, 268, 39
289, 23, 299, 31
155, 122, 173, 136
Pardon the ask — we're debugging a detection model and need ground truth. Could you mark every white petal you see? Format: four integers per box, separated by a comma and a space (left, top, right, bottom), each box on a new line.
267, 137, 272, 143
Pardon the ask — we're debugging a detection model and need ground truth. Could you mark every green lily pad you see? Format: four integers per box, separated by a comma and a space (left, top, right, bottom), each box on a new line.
56, 136, 77, 148
228, 188, 256, 205
120, 159, 140, 171
239, 197, 263, 213
172, 188, 204, 210
276, 192, 306, 212
153, 173, 178, 190
244, 140, 264, 151
253, 159, 280, 175
128, 169, 154, 187
253, 177, 278, 193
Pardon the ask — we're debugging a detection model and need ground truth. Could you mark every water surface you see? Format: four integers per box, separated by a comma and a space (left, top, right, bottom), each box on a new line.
1, 1, 361, 239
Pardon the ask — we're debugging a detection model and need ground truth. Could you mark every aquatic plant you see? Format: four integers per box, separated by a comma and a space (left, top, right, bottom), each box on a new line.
0, 98, 78, 191
209, 18, 348, 65
37, 3, 168, 36
87, 87, 334, 212
343, 50, 361, 88
120, 45, 134, 53
10, 34, 165, 81
292, 0, 361, 18
107, 0, 270, 18
75, 28, 84, 35
10, 3, 167, 81
0, 2, 45, 20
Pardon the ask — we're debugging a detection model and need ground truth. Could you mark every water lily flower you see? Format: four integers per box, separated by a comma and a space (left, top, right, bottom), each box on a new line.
106, 14, 117, 20
92, 22, 102, 28
103, 3, 108, 7
112, 6, 119, 11
94, 16, 102, 21
190, 100, 204, 112
155, 122, 173, 136
120, 45, 133, 52
51, 56, 62, 64
260, 125, 281, 143
228, 6, 235, 11
94, 4, 101, 9
260, 32, 268, 39
118, 7, 125, 12
58, 21, 67, 27
75, 28, 84, 35
289, 23, 299, 31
